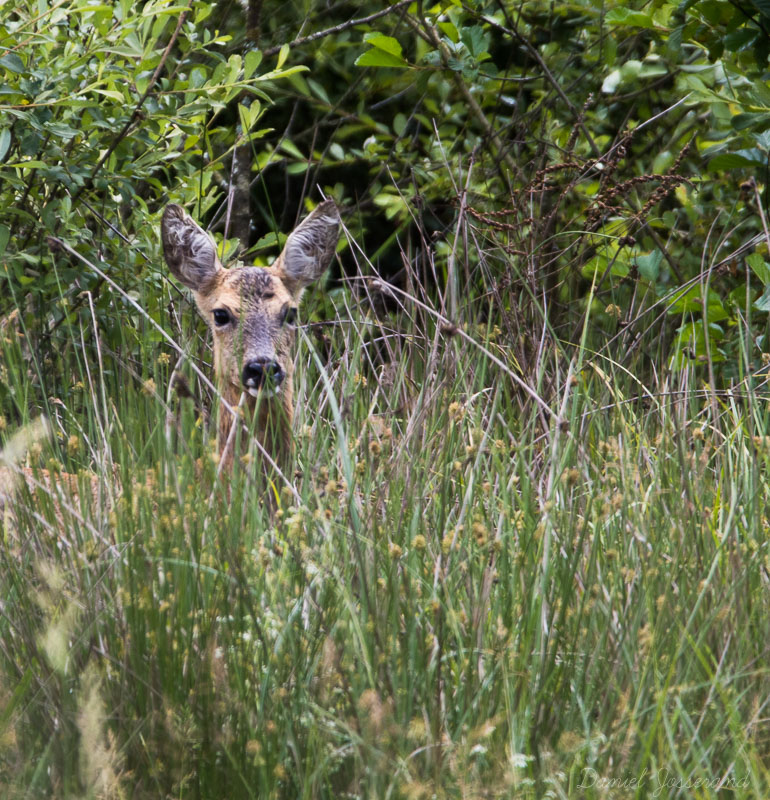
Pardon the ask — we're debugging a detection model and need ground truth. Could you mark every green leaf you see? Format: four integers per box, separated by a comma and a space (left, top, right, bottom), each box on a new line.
723, 28, 758, 51
92, 88, 125, 102
620, 60, 643, 80
355, 49, 408, 68
606, 8, 655, 28
732, 112, 770, 131
244, 50, 262, 79
244, 128, 270, 143
0, 129, 10, 162
581, 252, 629, 280
226, 54, 242, 85
363, 33, 403, 58
437, 21, 459, 42
256, 65, 309, 81
0, 225, 8, 254
5, 160, 47, 169
0, 53, 25, 74
755, 286, 770, 311
459, 25, 488, 57
307, 77, 330, 104
602, 69, 621, 93
707, 153, 757, 170
279, 139, 304, 159
277, 43, 290, 70
667, 24, 684, 57
44, 122, 79, 140
238, 104, 250, 134
747, 253, 770, 285
636, 250, 662, 282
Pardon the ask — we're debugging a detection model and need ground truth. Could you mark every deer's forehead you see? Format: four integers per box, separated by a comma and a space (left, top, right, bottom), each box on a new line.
204, 267, 290, 309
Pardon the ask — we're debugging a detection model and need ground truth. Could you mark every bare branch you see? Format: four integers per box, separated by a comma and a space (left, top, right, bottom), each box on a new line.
262, 0, 412, 57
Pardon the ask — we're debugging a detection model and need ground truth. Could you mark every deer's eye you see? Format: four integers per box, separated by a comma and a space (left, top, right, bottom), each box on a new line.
284, 307, 298, 326
212, 309, 231, 327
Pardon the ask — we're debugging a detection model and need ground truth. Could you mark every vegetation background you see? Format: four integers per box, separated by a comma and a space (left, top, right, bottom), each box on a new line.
2, 0, 770, 796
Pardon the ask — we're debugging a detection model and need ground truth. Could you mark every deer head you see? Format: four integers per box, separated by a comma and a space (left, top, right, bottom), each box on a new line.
161, 200, 340, 468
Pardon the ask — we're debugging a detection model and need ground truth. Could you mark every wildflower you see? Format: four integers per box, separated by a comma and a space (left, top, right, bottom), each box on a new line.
358, 689, 389, 734
563, 468, 580, 486
472, 521, 488, 545
286, 513, 303, 540
412, 534, 426, 551
389, 542, 403, 559
142, 378, 156, 396
407, 717, 427, 742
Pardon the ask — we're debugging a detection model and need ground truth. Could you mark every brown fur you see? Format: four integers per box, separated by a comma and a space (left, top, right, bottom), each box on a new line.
161, 200, 340, 474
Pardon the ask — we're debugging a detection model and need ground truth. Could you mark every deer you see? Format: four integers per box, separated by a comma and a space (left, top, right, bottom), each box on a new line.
0, 200, 339, 525
160, 199, 340, 474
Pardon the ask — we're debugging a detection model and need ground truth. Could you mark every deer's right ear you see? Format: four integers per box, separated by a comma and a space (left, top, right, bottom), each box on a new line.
161, 204, 222, 291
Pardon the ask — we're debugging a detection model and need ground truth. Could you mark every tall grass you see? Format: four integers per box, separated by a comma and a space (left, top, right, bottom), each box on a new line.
1, 218, 770, 799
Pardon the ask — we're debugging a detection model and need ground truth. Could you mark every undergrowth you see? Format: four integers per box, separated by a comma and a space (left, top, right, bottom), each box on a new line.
1, 212, 770, 799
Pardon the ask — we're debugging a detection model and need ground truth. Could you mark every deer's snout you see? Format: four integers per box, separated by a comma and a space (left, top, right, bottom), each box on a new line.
242, 358, 285, 393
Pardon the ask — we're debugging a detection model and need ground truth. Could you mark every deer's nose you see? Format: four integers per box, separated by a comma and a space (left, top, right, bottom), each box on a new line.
242, 358, 285, 390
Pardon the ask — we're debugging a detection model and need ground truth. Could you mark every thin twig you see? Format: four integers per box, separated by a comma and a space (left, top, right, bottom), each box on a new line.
262, 0, 412, 57
346, 272, 554, 418
478, 10, 600, 158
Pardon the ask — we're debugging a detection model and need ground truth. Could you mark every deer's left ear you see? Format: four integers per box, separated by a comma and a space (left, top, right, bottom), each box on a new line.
274, 200, 340, 296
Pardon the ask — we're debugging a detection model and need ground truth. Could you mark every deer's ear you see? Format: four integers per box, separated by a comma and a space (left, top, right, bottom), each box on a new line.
274, 200, 340, 296
161, 204, 222, 292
